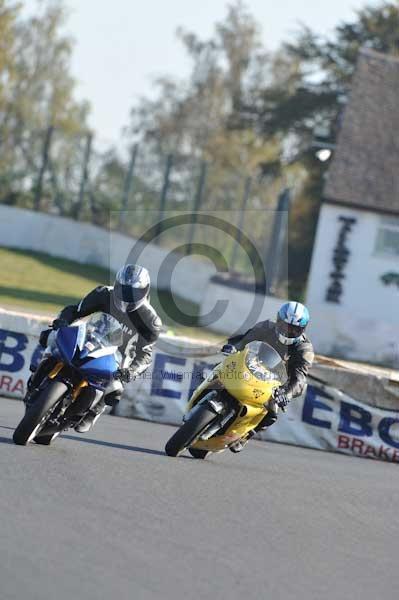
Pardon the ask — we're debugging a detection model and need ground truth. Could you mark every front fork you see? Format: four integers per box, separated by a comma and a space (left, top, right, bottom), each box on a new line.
183, 391, 225, 422
26, 359, 92, 415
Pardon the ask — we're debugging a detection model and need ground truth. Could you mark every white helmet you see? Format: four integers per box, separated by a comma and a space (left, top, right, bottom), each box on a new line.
113, 264, 150, 313
276, 301, 310, 346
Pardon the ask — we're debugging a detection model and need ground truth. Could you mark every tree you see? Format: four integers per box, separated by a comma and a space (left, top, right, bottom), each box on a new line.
0, 0, 20, 196
0, 0, 90, 211
127, 1, 287, 275
0, 1, 19, 111
129, 2, 281, 176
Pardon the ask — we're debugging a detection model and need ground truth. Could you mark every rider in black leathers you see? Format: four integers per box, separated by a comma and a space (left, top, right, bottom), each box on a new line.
28, 265, 162, 432
223, 301, 314, 452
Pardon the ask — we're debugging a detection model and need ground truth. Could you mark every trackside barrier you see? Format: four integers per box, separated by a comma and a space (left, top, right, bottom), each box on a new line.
1, 308, 399, 463
0, 205, 215, 305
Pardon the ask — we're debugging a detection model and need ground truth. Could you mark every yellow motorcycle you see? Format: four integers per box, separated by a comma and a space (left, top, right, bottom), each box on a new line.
164, 341, 287, 459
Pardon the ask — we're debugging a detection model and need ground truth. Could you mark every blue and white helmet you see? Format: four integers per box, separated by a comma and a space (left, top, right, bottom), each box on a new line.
276, 301, 310, 346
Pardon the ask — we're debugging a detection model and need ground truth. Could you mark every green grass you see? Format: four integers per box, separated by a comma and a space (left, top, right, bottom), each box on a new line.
0, 246, 221, 341
0, 247, 110, 314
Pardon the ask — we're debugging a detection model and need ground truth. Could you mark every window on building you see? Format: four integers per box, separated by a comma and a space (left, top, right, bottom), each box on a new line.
375, 218, 399, 257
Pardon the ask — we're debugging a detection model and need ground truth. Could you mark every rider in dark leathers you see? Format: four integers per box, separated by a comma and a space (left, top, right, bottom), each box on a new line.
28, 265, 162, 433
223, 301, 314, 452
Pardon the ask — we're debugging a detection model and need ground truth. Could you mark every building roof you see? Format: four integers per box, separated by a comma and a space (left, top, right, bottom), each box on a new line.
324, 48, 399, 215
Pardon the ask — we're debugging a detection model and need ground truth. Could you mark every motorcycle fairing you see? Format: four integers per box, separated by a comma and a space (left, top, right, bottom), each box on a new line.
55, 326, 83, 363
79, 354, 118, 379
54, 323, 119, 389
187, 344, 284, 452
79, 346, 119, 360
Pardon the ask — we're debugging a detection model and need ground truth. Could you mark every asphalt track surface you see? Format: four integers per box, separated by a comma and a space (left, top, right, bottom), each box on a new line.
1, 397, 398, 600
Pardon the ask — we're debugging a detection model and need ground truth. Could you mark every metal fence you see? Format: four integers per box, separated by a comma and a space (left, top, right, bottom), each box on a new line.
0, 125, 290, 295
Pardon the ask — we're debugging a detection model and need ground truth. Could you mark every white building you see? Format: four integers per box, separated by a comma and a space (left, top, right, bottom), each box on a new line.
307, 49, 399, 367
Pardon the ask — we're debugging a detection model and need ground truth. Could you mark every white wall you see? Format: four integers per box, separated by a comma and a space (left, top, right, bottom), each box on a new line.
199, 281, 284, 334
307, 203, 399, 365
0, 205, 216, 305
0, 206, 283, 336
3, 205, 398, 365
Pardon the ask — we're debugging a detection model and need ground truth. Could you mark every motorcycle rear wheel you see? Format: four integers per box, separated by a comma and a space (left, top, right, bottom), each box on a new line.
165, 405, 215, 457
13, 381, 68, 446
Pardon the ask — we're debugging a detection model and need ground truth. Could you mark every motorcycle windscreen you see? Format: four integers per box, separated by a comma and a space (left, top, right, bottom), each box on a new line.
74, 313, 123, 383
81, 312, 123, 349
245, 341, 287, 384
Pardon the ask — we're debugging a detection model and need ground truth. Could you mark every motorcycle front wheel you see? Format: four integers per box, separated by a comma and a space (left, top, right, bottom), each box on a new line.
34, 431, 62, 446
165, 405, 215, 457
188, 447, 209, 459
13, 381, 68, 446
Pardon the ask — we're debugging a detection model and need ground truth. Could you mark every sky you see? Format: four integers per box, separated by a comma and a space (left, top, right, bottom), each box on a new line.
25, 0, 380, 148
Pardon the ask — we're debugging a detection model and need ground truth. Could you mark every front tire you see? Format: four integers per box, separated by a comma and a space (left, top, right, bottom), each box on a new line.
13, 381, 68, 446
188, 447, 209, 459
165, 405, 215, 457
34, 432, 61, 446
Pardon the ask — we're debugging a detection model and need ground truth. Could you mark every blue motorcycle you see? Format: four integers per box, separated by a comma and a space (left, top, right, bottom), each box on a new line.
13, 312, 123, 446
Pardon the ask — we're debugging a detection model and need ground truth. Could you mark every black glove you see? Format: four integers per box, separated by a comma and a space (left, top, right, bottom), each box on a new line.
273, 387, 290, 409
114, 368, 134, 384
39, 328, 51, 348
221, 344, 237, 355
52, 318, 69, 330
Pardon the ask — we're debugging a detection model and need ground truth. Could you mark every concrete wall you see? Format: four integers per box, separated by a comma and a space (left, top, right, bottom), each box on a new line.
307, 203, 399, 365
0, 205, 216, 305
199, 280, 284, 334
0, 205, 285, 337
7, 204, 398, 365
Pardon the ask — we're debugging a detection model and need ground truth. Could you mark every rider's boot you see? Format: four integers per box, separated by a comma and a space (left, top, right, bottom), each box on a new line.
229, 430, 256, 453
229, 409, 279, 453
74, 399, 106, 433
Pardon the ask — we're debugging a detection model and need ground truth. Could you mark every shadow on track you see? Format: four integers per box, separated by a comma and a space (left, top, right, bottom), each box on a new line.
0, 436, 13, 445
61, 434, 193, 459
0, 424, 194, 458
0, 425, 15, 445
